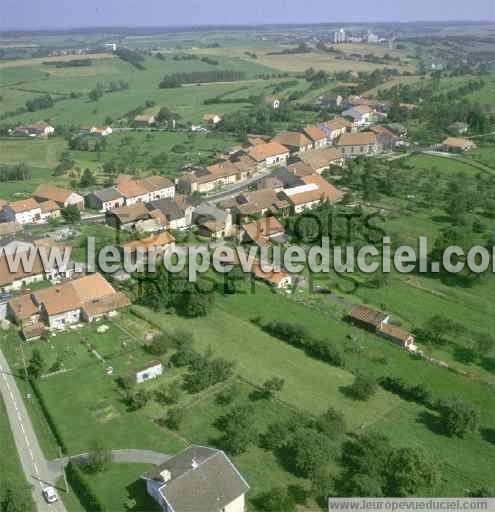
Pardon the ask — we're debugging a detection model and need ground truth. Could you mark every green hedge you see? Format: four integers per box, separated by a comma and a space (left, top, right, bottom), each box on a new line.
66, 462, 106, 512
29, 379, 68, 454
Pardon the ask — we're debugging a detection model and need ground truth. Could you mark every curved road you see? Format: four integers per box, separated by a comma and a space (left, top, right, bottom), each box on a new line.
0, 349, 67, 512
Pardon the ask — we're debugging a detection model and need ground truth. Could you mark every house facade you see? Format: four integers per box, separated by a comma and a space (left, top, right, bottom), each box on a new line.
34, 184, 85, 209
1, 198, 42, 225
247, 142, 290, 169
342, 105, 374, 127
85, 188, 125, 212
336, 132, 380, 157
273, 131, 313, 154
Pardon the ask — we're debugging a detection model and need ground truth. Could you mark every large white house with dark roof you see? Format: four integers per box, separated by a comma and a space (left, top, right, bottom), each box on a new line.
142, 445, 249, 512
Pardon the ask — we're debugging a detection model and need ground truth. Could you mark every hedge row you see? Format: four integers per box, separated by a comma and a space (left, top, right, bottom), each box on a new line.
255, 319, 345, 368
30, 379, 68, 454
66, 462, 106, 512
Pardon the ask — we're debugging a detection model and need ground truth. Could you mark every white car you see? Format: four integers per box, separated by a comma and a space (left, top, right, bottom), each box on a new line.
42, 486, 58, 504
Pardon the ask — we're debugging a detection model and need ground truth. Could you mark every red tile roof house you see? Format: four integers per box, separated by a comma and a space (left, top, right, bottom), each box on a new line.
34, 184, 85, 209
272, 131, 313, 155
7, 273, 130, 330
241, 216, 286, 246
346, 305, 416, 351
251, 260, 293, 289
302, 126, 328, 150
133, 114, 156, 127
0, 198, 42, 225
282, 175, 344, 214
14, 121, 55, 138
336, 132, 381, 157
441, 137, 476, 153
115, 175, 175, 206
299, 147, 345, 175
247, 142, 290, 170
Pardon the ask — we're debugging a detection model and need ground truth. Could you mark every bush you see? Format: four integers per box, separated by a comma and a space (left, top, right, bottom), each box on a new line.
66, 462, 105, 511
347, 374, 377, 401
164, 407, 185, 430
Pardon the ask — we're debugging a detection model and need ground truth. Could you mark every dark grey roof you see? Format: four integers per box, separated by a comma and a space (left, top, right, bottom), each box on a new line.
193, 203, 227, 223
147, 198, 184, 222
142, 445, 249, 512
270, 167, 304, 189
91, 187, 123, 202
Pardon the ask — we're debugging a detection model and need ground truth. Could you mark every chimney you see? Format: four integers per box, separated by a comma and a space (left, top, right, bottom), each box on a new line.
160, 469, 171, 483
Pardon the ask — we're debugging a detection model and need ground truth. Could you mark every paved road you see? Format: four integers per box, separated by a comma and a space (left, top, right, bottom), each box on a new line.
0, 349, 67, 512
206, 168, 274, 204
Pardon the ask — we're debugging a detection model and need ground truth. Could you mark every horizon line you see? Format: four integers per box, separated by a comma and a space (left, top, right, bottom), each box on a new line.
1, 19, 493, 34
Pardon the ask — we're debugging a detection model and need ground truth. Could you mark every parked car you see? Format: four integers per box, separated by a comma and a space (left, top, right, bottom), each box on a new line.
42, 486, 58, 504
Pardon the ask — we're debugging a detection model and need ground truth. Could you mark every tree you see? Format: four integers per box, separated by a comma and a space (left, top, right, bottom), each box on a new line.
261, 421, 291, 450
215, 383, 240, 405
261, 377, 285, 399
219, 406, 259, 455
28, 349, 44, 379
127, 389, 149, 410
61, 204, 81, 224
86, 439, 111, 473
79, 168, 96, 187
438, 400, 479, 438
288, 428, 334, 478
345, 473, 384, 497
89, 88, 104, 102
310, 465, 335, 501
147, 333, 171, 356
316, 407, 346, 439
347, 374, 377, 401
387, 447, 437, 496
257, 486, 296, 512
155, 381, 182, 405
164, 407, 185, 430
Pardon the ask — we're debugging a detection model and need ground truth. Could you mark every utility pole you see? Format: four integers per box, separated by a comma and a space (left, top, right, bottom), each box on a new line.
60, 446, 69, 494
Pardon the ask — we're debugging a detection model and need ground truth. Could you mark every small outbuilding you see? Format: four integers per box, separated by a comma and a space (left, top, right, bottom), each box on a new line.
135, 361, 164, 384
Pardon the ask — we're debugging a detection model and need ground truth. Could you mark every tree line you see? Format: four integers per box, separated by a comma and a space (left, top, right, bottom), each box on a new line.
159, 70, 246, 88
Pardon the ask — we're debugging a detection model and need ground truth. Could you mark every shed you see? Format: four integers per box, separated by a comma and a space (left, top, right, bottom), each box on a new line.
136, 361, 164, 384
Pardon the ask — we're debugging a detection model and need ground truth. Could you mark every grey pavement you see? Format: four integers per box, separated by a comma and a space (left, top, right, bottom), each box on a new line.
50, 449, 171, 476
0, 348, 67, 512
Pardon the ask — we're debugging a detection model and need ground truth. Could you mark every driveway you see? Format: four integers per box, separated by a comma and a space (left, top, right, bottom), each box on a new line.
50, 449, 171, 477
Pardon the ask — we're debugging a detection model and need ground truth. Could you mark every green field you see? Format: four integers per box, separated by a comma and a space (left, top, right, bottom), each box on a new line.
0, 397, 35, 511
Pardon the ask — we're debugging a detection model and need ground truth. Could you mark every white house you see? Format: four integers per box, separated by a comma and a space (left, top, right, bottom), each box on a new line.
247, 142, 290, 169
136, 361, 164, 384
34, 184, 85, 209
142, 445, 249, 512
342, 105, 374, 128
202, 114, 223, 126
1, 198, 42, 225
115, 176, 175, 206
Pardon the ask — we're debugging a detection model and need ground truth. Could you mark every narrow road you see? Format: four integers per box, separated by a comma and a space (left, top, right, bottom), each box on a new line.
0, 349, 67, 512
206, 168, 274, 204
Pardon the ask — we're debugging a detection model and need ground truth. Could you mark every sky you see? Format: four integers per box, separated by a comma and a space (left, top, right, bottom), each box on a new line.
1, 0, 494, 30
